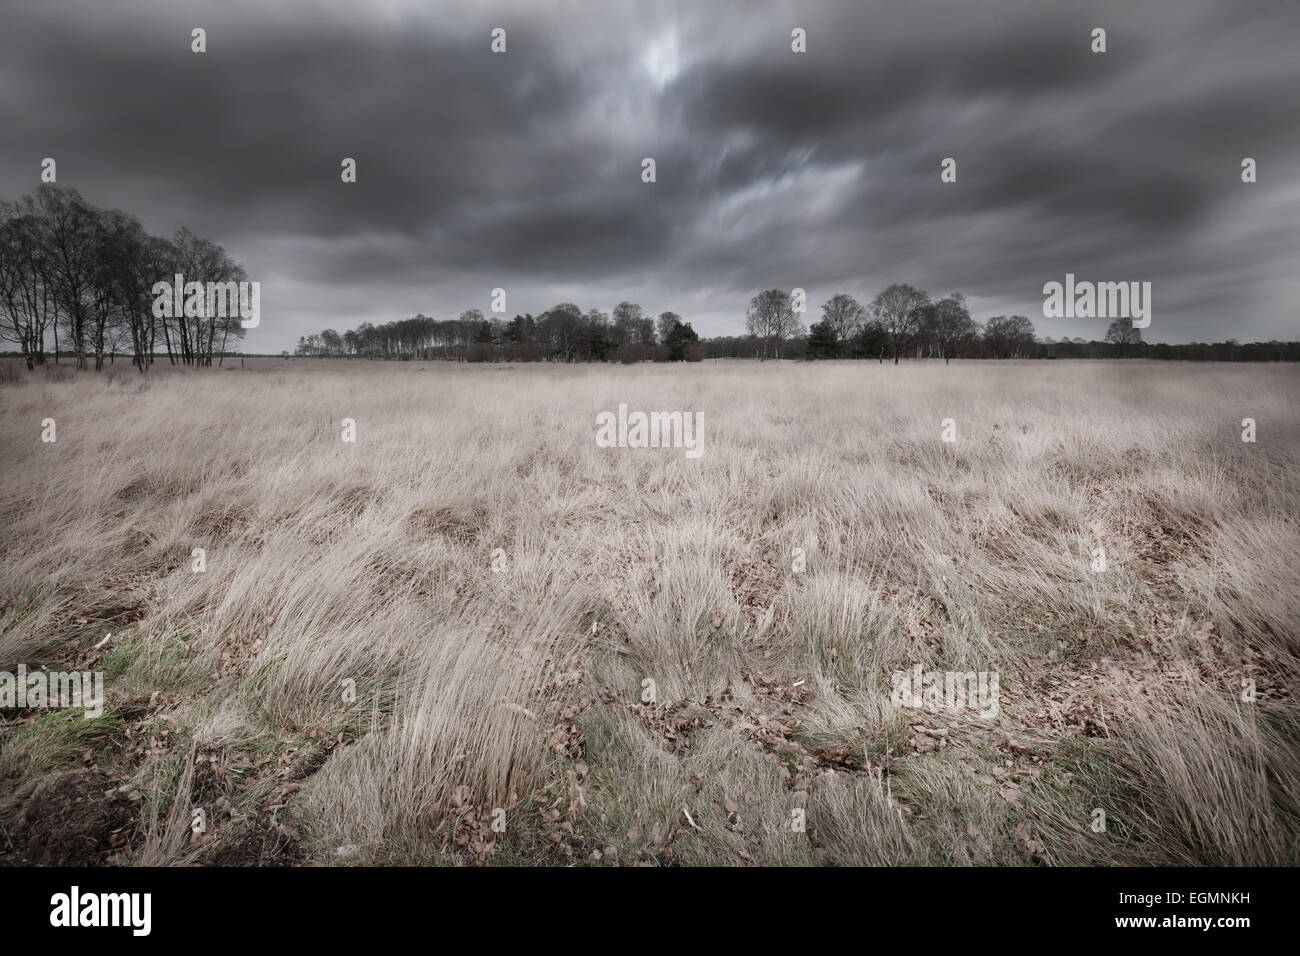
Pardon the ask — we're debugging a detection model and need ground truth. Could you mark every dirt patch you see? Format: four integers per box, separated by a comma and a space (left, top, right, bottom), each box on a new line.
199, 817, 304, 866
5, 768, 136, 866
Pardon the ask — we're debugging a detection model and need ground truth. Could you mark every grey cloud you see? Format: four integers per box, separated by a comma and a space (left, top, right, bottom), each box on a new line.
0, 0, 1295, 349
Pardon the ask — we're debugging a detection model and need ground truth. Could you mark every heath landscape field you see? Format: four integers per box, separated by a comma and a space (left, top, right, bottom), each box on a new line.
0, 357, 1297, 866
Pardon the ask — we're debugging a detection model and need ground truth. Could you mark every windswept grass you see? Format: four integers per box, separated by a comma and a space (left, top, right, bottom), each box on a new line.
0, 357, 1296, 865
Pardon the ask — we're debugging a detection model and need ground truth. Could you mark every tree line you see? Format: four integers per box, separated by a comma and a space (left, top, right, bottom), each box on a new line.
0, 185, 250, 371
300, 284, 1299, 364
295, 303, 700, 363
3, 186, 1292, 369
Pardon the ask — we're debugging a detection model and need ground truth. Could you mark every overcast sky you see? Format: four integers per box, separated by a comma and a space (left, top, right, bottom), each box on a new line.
1, 0, 1296, 350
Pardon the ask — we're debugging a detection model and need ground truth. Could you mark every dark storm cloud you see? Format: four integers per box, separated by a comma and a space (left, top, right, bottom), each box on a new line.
0, 0, 1295, 349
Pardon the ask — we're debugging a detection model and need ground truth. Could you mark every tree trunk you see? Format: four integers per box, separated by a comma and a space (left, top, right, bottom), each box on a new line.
75, 312, 86, 370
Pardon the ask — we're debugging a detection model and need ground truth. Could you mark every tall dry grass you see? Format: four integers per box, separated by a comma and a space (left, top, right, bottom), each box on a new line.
0, 357, 1296, 864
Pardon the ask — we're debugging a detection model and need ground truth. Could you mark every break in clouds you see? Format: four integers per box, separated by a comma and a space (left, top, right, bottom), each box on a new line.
2, 0, 1297, 352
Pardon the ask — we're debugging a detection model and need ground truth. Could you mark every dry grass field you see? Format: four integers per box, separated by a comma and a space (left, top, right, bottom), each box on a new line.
1, 357, 1297, 866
